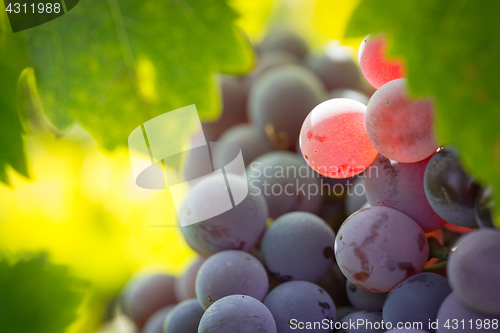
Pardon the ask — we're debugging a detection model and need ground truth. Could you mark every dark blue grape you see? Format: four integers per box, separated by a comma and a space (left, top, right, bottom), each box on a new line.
448, 229, 500, 315
437, 293, 500, 333
258, 30, 309, 60
215, 124, 274, 168
365, 154, 446, 233
244, 51, 301, 94
264, 280, 336, 333
306, 51, 360, 91
338, 311, 385, 333
424, 147, 480, 228
180, 174, 268, 255
121, 273, 177, 330
195, 250, 268, 310
248, 65, 325, 150
261, 212, 335, 282
142, 305, 174, 333
247, 151, 322, 218
346, 280, 387, 311
198, 295, 277, 333
383, 273, 452, 332
174, 257, 206, 302
201, 75, 247, 142
163, 299, 204, 333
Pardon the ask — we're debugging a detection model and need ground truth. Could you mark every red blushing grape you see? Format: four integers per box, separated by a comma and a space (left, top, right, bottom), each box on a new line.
358, 34, 405, 89
299, 98, 378, 179
365, 78, 439, 163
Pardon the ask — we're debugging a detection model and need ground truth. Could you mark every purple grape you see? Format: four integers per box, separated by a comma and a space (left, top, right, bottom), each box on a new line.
424, 147, 480, 228
346, 280, 388, 311
261, 212, 335, 282
258, 30, 309, 60
306, 52, 361, 91
383, 273, 452, 332
244, 51, 301, 93
447, 229, 500, 315
345, 177, 368, 216
198, 295, 277, 333
174, 257, 206, 302
215, 124, 275, 168
338, 311, 385, 333
316, 261, 349, 307
247, 151, 323, 219
328, 89, 369, 105
121, 273, 177, 330
201, 75, 247, 142
142, 305, 174, 333
163, 299, 204, 333
195, 250, 269, 310
335, 206, 429, 292
248, 65, 325, 150
180, 174, 268, 255
365, 154, 446, 233
263, 280, 336, 333
437, 293, 500, 333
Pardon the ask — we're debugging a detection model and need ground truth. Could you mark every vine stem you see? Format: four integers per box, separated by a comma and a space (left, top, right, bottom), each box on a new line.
423, 261, 448, 272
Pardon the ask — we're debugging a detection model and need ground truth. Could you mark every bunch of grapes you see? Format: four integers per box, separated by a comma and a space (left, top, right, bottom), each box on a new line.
120, 30, 499, 333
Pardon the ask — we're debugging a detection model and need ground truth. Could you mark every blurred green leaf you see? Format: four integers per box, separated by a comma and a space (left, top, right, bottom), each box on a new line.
22, 0, 254, 150
0, 254, 84, 333
0, 6, 30, 185
347, 0, 500, 227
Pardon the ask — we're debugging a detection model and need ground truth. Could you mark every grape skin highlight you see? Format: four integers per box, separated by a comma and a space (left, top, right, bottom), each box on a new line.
335, 206, 429, 292
299, 98, 378, 179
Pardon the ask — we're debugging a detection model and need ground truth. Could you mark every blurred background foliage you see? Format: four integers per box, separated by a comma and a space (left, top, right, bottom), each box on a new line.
0, 0, 362, 331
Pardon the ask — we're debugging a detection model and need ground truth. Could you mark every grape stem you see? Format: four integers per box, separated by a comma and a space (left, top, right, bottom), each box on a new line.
422, 261, 447, 272
428, 237, 450, 261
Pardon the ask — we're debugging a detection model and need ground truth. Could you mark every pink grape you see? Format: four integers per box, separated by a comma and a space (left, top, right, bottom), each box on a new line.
299, 98, 378, 179
358, 34, 405, 89
365, 78, 439, 163
335, 206, 429, 292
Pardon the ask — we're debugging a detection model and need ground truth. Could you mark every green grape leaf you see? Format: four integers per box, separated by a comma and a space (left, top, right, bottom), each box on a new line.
21, 0, 254, 150
0, 6, 30, 185
347, 0, 500, 227
0, 254, 84, 333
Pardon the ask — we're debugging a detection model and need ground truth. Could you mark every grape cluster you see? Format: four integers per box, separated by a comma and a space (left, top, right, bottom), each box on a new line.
120, 30, 499, 333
